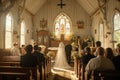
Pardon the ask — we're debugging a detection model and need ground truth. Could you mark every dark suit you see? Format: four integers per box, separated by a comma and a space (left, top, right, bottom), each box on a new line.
33, 51, 45, 80
81, 54, 95, 65
112, 55, 120, 70
20, 53, 37, 67
65, 44, 72, 64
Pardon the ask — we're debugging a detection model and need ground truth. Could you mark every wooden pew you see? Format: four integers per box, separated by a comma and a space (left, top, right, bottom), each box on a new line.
91, 70, 120, 80
0, 49, 11, 56
0, 72, 30, 80
0, 66, 37, 80
0, 56, 20, 66
45, 57, 51, 78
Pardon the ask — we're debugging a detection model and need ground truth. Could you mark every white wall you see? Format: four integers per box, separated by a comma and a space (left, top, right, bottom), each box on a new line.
33, 0, 91, 41
92, 0, 120, 48
0, 4, 33, 48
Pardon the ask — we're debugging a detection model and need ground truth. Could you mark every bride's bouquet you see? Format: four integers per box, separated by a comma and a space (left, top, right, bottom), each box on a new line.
46, 51, 55, 58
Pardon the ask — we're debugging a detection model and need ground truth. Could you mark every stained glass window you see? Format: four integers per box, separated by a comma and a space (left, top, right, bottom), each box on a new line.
54, 13, 71, 40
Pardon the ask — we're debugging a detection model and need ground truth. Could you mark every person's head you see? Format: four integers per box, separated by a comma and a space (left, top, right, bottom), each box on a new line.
34, 45, 39, 51
13, 43, 16, 46
59, 42, 64, 48
38, 47, 41, 51
116, 43, 120, 54
25, 45, 33, 53
84, 47, 91, 54
21, 44, 25, 48
96, 47, 104, 56
96, 41, 101, 47
105, 48, 114, 59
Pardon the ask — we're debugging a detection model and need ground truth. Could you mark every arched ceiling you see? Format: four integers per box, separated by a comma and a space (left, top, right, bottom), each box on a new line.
25, 0, 104, 16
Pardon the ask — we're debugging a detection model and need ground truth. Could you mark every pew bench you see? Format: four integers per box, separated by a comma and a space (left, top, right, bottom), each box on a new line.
0, 49, 11, 56
91, 70, 120, 80
0, 66, 37, 80
0, 56, 20, 66
0, 72, 30, 80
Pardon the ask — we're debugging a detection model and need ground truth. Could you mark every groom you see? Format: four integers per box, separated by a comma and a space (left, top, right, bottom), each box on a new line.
65, 44, 72, 64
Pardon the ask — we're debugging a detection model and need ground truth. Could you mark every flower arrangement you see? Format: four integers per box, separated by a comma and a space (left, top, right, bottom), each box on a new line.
50, 32, 57, 40
71, 51, 79, 59
46, 51, 55, 58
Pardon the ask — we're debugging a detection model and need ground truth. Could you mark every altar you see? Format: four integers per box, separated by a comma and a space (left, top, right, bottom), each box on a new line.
50, 34, 72, 47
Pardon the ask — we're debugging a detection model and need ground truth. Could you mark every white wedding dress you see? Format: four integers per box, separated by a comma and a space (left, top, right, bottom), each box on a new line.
54, 42, 71, 69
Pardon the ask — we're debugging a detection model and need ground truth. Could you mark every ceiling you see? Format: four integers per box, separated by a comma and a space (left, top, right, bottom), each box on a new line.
25, 0, 102, 16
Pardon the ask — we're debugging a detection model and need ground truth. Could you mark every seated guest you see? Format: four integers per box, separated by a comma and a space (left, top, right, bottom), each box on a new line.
105, 47, 114, 61
112, 43, 120, 70
85, 47, 115, 80
93, 41, 101, 56
33, 45, 45, 80
81, 47, 95, 65
11, 43, 21, 56
20, 45, 37, 67
81, 38, 88, 50
20, 44, 26, 55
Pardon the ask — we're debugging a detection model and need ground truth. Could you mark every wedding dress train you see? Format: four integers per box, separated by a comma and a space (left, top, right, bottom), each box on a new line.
54, 42, 71, 69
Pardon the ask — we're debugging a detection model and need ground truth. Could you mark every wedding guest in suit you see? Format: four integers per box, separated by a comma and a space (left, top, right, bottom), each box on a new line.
95, 41, 101, 48
33, 45, 45, 80
20, 44, 26, 55
86, 47, 115, 80
81, 38, 88, 50
81, 47, 95, 65
105, 47, 114, 61
93, 41, 101, 56
112, 43, 120, 70
20, 44, 37, 67
65, 44, 72, 64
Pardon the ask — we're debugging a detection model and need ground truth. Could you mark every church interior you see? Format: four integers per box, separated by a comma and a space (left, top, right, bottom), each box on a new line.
0, 0, 120, 80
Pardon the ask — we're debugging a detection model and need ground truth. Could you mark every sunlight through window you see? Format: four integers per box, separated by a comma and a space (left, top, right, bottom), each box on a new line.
5, 13, 12, 48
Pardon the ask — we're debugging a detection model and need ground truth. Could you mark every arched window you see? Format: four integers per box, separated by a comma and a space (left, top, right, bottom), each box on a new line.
20, 21, 26, 46
113, 12, 120, 48
5, 13, 13, 48
54, 13, 71, 40
98, 21, 104, 47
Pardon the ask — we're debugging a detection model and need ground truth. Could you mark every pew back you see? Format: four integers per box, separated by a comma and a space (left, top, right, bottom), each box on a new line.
0, 56, 20, 66
91, 70, 120, 80
0, 49, 11, 56
0, 66, 37, 80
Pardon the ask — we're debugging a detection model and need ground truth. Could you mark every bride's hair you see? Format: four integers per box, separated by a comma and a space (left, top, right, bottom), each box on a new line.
59, 42, 64, 48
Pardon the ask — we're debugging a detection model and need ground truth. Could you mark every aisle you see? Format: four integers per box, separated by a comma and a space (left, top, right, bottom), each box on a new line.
47, 63, 78, 80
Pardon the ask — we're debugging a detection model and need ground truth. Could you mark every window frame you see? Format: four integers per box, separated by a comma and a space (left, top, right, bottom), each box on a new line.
5, 13, 13, 49
54, 12, 72, 40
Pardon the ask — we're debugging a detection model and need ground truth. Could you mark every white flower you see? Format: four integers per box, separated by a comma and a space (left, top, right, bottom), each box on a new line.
71, 51, 79, 58
47, 51, 55, 58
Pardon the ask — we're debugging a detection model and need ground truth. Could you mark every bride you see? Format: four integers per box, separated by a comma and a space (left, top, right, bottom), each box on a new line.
54, 42, 71, 69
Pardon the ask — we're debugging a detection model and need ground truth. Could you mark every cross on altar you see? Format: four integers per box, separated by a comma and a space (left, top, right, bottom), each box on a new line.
57, 0, 66, 9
